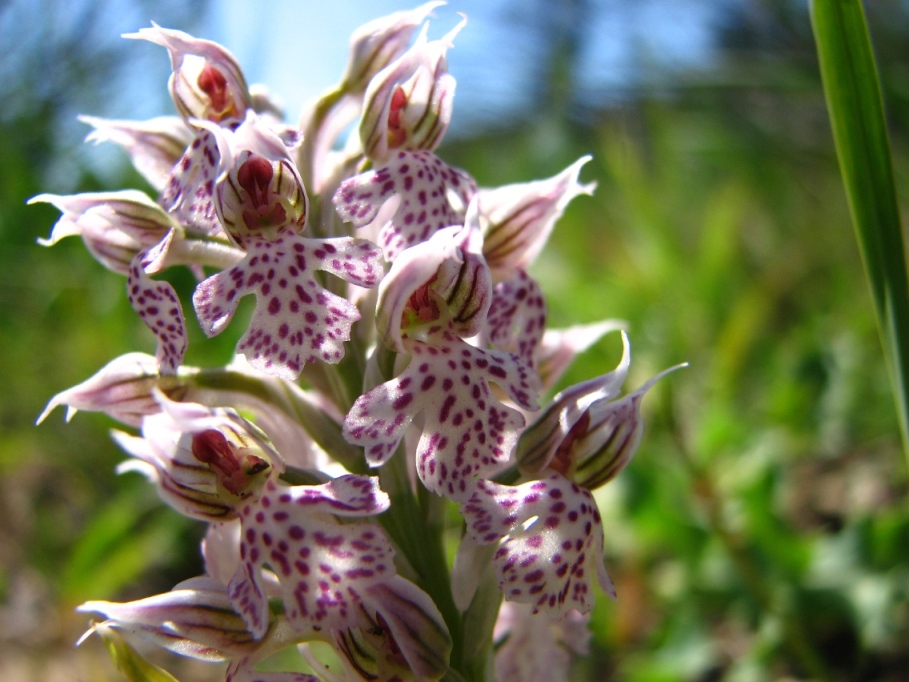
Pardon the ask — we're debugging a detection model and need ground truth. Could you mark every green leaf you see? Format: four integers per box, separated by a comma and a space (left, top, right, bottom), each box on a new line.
811, 0, 909, 469
94, 624, 180, 682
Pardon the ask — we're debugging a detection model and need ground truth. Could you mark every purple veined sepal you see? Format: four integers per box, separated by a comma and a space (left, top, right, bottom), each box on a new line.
114, 391, 282, 522
31, 190, 179, 275
359, 13, 464, 163
36, 352, 184, 428
79, 115, 194, 192
375, 199, 492, 352
518, 331, 687, 489
124, 24, 252, 125
536, 319, 626, 392
77, 576, 265, 663
479, 155, 596, 282
493, 601, 591, 682
191, 114, 384, 379
333, 149, 476, 261
343, 323, 541, 502
547, 361, 687, 491
459, 472, 616, 618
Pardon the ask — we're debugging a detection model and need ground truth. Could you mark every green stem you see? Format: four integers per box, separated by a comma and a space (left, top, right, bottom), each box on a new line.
376, 447, 466, 678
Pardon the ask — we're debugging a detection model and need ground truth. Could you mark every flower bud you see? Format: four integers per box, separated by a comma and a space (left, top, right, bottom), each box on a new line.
126, 25, 252, 124
527, 360, 686, 491
341, 2, 445, 94
360, 17, 464, 162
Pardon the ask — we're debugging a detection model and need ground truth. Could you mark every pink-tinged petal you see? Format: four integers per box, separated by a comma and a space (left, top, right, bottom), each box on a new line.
561, 362, 687, 490
341, 1, 445, 93
125, 24, 251, 124
493, 602, 590, 682
128, 237, 188, 375
226, 657, 319, 682
481, 269, 547, 368
333, 149, 476, 260
79, 115, 194, 191
461, 473, 615, 617
160, 128, 222, 236
32, 190, 177, 275
193, 232, 382, 380
77, 578, 260, 661
36, 352, 181, 427
517, 331, 631, 475
359, 17, 465, 161
344, 325, 540, 500
480, 156, 595, 280
536, 320, 625, 392
229, 478, 394, 638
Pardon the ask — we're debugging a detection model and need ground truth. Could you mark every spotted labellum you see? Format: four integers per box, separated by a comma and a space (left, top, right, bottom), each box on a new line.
35, 5, 681, 681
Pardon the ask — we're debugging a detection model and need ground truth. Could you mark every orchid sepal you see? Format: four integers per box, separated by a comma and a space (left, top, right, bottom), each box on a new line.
480, 155, 595, 280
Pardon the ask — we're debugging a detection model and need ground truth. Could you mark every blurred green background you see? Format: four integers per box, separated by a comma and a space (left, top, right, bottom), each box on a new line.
1, 1, 907, 680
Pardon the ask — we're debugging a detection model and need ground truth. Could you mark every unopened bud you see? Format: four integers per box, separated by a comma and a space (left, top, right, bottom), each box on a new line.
126, 25, 252, 124
360, 17, 464, 162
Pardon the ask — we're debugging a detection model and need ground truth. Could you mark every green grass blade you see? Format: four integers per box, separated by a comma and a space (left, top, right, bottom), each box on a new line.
811, 0, 909, 468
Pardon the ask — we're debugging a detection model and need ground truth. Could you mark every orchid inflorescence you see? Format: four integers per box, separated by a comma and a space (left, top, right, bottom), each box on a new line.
35, 4, 682, 681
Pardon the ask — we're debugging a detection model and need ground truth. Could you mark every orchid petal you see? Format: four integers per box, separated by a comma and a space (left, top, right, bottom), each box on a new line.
359, 16, 464, 161
333, 149, 476, 260
78, 578, 259, 661
229, 477, 393, 638
461, 473, 615, 617
32, 190, 177, 274
193, 231, 383, 380
482, 269, 547, 368
341, 1, 445, 94
344, 325, 540, 500
159, 128, 223, 236
536, 320, 625, 392
127, 235, 188, 375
